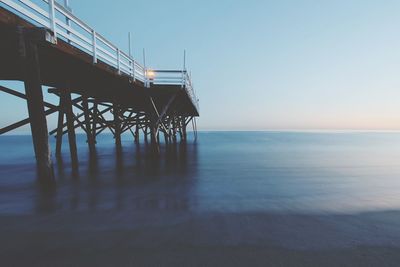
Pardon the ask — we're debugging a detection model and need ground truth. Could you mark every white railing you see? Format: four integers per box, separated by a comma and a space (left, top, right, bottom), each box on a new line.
0, 0, 199, 112
149, 70, 199, 111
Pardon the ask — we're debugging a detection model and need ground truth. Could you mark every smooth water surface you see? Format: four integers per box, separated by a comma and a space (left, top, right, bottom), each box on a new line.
1, 131, 400, 215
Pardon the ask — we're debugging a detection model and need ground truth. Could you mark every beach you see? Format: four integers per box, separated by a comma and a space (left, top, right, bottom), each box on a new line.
1, 210, 400, 266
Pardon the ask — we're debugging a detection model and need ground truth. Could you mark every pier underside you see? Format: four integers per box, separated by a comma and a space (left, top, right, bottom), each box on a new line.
0, 6, 199, 183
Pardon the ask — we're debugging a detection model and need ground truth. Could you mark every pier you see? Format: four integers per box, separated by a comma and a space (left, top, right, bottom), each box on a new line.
0, 0, 199, 183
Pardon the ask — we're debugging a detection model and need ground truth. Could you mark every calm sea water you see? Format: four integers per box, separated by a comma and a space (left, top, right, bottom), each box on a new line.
1, 131, 400, 215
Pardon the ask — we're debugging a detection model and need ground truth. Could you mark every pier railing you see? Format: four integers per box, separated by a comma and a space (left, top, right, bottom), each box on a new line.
149, 70, 199, 111
0, 0, 198, 111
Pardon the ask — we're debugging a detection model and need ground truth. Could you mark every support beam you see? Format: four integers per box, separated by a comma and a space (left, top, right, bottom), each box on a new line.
181, 116, 187, 142
172, 115, 177, 143
178, 116, 183, 141
55, 95, 64, 156
63, 90, 79, 169
49, 104, 111, 136
0, 86, 59, 135
82, 96, 95, 152
92, 100, 98, 144
149, 116, 160, 155
0, 85, 57, 109
0, 104, 58, 135
192, 117, 198, 141
144, 125, 149, 143
135, 118, 140, 144
113, 103, 122, 149
23, 37, 54, 183
154, 93, 178, 132
164, 128, 169, 144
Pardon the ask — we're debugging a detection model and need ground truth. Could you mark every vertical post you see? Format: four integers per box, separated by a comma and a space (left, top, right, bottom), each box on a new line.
150, 117, 160, 155
143, 48, 148, 87
181, 71, 185, 88
144, 125, 149, 144
167, 116, 173, 143
55, 95, 64, 156
132, 60, 136, 81
117, 48, 121, 74
193, 117, 198, 141
24, 39, 55, 183
128, 33, 135, 80
92, 30, 97, 64
150, 123, 157, 145
82, 96, 95, 152
178, 116, 183, 141
92, 100, 97, 144
63, 0, 70, 9
113, 103, 122, 149
49, 0, 57, 41
164, 130, 169, 145
128, 32, 132, 57
135, 116, 140, 144
172, 116, 177, 143
182, 116, 187, 142
183, 49, 186, 70
182, 50, 186, 88
63, 90, 79, 169
64, 0, 72, 43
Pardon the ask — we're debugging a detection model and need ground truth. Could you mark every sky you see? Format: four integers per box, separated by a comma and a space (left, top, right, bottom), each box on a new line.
2, 0, 400, 131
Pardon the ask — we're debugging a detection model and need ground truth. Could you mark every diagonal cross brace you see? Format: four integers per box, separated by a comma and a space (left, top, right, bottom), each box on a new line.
0, 85, 57, 109
149, 92, 178, 136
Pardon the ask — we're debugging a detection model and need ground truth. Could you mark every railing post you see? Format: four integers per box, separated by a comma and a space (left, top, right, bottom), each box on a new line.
49, 0, 57, 41
92, 30, 97, 64
145, 69, 148, 88
64, 0, 70, 9
117, 49, 121, 74
181, 71, 186, 88
64, 0, 72, 44
132, 60, 136, 81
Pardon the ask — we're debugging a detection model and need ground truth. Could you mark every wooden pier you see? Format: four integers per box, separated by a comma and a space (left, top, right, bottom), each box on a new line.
0, 1, 199, 184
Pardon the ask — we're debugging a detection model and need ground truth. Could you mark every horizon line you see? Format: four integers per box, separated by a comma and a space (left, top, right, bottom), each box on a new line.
4, 129, 400, 136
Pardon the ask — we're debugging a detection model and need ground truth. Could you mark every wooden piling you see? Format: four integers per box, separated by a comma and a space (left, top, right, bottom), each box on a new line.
82, 96, 95, 152
63, 90, 79, 169
135, 114, 140, 144
92, 100, 97, 144
150, 122, 157, 145
182, 116, 187, 142
149, 117, 160, 155
178, 116, 183, 141
55, 95, 64, 156
164, 130, 169, 144
113, 103, 122, 149
135, 122, 140, 144
23, 34, 55, 183
172, 116, 177, 143
144, 125, 149, 143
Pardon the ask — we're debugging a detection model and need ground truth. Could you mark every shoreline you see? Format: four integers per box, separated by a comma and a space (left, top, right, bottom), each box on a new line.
1, 210, 400, 265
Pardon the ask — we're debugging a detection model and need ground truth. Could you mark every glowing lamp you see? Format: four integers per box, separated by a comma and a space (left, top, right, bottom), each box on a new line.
146, 70, 155, 79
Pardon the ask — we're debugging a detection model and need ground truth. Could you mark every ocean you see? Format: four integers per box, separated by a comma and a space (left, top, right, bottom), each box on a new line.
2, 131, 400, 266
2, 131, 400, 215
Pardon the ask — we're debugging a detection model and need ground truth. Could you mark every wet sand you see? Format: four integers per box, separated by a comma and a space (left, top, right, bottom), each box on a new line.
1, 210, 400, 266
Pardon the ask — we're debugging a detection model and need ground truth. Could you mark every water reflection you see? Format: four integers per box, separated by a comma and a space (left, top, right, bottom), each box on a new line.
6, 132, 400, 216
34, 141, 198, 214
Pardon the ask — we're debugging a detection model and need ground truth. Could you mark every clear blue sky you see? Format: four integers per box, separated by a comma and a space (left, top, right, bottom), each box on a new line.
2, 0, 400, 131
